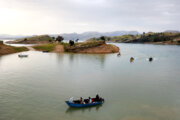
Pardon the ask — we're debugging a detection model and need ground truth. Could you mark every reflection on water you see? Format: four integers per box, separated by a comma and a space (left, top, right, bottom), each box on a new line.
66, 104, 103, 114
55, 53, 107, 69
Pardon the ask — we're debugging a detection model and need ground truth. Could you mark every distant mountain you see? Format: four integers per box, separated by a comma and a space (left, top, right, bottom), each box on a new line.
0, 31, 139, 41
164, 30, 180, 33
51, 31, 139, 41
0, 34, 31, 40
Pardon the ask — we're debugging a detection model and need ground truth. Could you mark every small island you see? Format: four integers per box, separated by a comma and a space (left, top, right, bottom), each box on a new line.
6, 35, 120, 54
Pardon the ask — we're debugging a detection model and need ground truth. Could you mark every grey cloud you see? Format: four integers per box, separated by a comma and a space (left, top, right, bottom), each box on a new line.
0, 0, 180, 34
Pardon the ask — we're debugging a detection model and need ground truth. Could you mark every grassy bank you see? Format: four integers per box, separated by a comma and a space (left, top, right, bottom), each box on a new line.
12, 46, 28, 52
33, 44, 57, 52
0, 42, 28, 55
64, 40, 105, 52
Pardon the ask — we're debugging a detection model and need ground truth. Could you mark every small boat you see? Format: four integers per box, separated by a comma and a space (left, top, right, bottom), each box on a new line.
18, 54, 28, 57
149, 57, 153, 62
65, 98, 104, 108
42, 51, 49, 53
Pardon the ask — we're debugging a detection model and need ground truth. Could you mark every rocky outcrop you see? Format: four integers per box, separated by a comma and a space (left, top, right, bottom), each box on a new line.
65, 44, 119, 54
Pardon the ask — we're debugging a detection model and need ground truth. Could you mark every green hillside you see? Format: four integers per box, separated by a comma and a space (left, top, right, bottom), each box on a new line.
94, 32, 180, 45
7, 35, 55, 44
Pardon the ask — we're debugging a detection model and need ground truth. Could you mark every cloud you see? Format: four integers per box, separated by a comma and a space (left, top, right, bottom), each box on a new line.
0, 0, 179, 35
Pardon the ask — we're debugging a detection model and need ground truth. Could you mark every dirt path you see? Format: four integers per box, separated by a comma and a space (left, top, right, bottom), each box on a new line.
26, 46, 35, 51
53, 45, 64, 53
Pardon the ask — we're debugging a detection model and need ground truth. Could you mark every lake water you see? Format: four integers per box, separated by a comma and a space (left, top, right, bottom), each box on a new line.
0, 43, 180, 120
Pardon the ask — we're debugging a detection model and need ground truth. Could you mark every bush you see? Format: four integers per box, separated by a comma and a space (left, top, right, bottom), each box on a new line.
56, 36, 64, 42
69, 40, 74, 46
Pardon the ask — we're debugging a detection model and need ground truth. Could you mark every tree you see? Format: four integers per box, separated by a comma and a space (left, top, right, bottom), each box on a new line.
69, 40, 74, 46
100, 36, 106, 44
100, 36, 106, 41
24, 38, 27, 41
52, 37, 55, 40
56, 36, 64, 42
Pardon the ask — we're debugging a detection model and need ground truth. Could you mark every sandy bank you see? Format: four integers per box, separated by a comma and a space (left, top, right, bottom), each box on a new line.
66, 44, 119, 53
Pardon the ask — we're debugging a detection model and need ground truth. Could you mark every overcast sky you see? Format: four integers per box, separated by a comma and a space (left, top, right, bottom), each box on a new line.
0, 0, 180, 35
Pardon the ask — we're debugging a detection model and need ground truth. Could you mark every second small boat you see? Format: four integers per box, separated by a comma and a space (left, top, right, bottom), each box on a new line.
18, 54, 28, 57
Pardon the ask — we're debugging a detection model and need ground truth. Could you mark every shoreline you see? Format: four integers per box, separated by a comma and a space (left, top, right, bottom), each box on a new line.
32, 43, 120, 54
0, 41, 29, 56
107, 41, 180, 45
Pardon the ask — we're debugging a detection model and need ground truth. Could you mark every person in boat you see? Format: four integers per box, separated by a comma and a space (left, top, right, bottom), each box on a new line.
88, 97, 93, 103
96, 94, 100, 101
149, 57, 153, 62
117, 52, 121, 56
69, 97, 74, 103
130, 57, 134, 62
95, 94, 103, 102
80, 97, 85, 104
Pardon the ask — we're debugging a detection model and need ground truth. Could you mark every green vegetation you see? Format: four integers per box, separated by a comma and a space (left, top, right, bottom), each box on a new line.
8, 35, 55, 44
33, 44, 57, 51
107, 35, 139, 42
64, 40, 105, 52
0, 41, 28, 55
32, 40, 106, 52
93, 32, 180, 45
21, 35, 54, 42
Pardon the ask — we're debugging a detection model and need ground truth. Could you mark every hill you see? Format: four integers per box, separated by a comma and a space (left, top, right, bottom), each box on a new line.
6, 35, 55, 44
51, 31, 139, 41
0, 31, 139, 40
100, 32, 180, 45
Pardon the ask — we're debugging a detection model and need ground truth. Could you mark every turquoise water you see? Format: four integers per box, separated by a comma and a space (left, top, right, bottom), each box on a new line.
0, 43, 180, 120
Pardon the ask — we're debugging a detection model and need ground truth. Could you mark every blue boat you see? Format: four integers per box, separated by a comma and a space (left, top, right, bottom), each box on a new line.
65, 98, 104, 108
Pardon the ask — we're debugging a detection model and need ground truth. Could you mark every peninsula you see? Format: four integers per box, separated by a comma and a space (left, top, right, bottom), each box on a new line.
6, 35, 119, 54
0, 41, 28, 55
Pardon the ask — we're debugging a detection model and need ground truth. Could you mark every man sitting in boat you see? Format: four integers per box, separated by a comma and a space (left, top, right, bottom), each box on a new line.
80, 97, 85, 104
88, 97, 93, 103
69, 97, 74, 103
95, 94, 103, 101
96, 94, 100, 100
